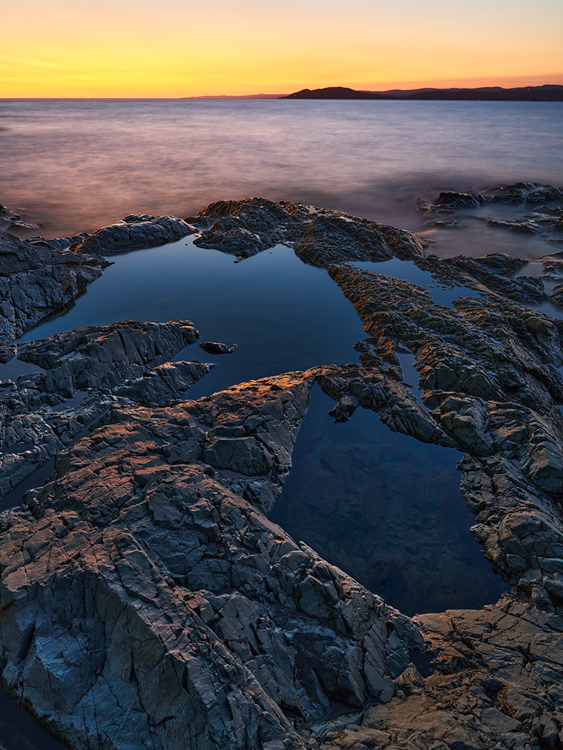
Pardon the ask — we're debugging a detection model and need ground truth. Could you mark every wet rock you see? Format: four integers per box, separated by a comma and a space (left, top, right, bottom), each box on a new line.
315, 364, 455, 448
4, 196, 563, 750
415, 253, 545, 305
418, 191, 488, 214
200, 341, 238, 354
72, 214, 195, 255
487, 182, 563, 206
28, 232, 90, 253
0, 232, 107, 342
17, 320, 199, 394
420, 183, 563, 214
434, 219, 466, 228
549, 283, 563, 308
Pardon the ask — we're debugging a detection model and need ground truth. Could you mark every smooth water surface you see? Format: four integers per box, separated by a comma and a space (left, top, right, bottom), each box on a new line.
17, 239, 366, 395
270, 387, 507, 615
0, 684, 67, 750
1, 98, 561, 258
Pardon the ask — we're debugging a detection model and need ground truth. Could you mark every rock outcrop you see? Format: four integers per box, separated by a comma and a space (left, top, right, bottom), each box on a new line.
0, 232, 107, 341
418, 182, 563, 214
72, 214, 195, 255
0, 321, 203, 497
3, 196, 563, 750
0, 373, 425, 750
194, 198, 426, 263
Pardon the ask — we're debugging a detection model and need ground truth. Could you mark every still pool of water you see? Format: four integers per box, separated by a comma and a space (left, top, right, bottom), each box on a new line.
269, 387, 507, 616
17, 239, 366, 395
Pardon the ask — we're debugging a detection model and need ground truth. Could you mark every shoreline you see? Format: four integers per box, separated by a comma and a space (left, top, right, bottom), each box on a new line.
1, 191, 563, 749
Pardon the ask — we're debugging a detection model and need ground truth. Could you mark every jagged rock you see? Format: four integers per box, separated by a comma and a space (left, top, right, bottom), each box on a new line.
4, 195, 563, 750
72, 214, 195, 255
0, 373, 425, 750
549, 282, 563, 308
315, 364, 455, 447
0, 321, 201, 497
28, 232, 90, 253
200, 341, 238, 354
420, 183, 563, 214
415, 253, 545, 305
315, 598, 563, 750
487, 182, 563, 206
0, 232, 107, 342
115, 361, 215, 406
193, 197, 426, 264
418, 191, 488, 213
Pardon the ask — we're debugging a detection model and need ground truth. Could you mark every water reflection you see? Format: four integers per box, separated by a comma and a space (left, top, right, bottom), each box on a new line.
270, 387, 507, 615
17, 241, 366, 396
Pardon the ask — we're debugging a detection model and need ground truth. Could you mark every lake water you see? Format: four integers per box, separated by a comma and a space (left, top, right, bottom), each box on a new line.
0, 98, 556, 748
1, 98, 562, 257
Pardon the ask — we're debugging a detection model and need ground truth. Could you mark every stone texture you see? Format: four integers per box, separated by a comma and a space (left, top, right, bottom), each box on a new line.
0, 373, 425, 750
0, 232, 106, 342
194, 197, 426, 264
3, 196, 563, 750
200, 341, 238, 354
72, 214, 195, 255
0, 321, 202, 497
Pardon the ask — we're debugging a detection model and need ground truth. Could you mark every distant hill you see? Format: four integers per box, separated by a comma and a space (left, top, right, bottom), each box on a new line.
280, 86, 388, 100
281, 85, 563, 101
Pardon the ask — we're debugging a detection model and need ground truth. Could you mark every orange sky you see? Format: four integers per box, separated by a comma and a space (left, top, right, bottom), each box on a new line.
1, 0, 562, 96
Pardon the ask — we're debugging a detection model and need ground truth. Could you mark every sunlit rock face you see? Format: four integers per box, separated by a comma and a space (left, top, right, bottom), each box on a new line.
0, 373, 424, 750
2, 194, 563, 750
0, 320, 202, 498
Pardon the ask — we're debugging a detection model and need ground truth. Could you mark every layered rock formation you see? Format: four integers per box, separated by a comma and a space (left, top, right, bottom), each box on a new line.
193, 197, 426, 263
0, 320, 204, 498
0, 232, 106, 342
2, 195, 563, 750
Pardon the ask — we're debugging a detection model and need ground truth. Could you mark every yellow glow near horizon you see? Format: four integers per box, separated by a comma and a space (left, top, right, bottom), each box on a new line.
1, 0, 562, 97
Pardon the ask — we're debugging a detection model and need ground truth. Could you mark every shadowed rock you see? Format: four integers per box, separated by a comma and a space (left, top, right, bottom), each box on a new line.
72, 214, 195, 255
0, 372, 424, 750
0, 320, 202, 497
194, 197, 426, 264
0, 232, 107, 342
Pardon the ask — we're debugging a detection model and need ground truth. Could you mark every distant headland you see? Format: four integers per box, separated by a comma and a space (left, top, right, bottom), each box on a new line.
280, 85, 563, 101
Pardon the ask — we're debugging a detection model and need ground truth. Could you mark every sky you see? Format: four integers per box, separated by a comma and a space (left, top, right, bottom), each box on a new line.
1, 0, 562, 97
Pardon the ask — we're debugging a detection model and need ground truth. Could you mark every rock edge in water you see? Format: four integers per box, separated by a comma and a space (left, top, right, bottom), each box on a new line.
2, 195, 563, 749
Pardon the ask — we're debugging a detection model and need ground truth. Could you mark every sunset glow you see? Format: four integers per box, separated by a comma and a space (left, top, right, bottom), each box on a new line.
1, 0, 562, 96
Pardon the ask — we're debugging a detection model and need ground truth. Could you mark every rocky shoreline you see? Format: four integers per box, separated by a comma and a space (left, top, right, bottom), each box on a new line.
1, 187, 563, 749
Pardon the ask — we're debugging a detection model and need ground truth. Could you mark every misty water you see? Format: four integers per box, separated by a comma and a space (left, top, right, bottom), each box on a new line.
0, 98, 562, 258
1, 98, 559, 748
